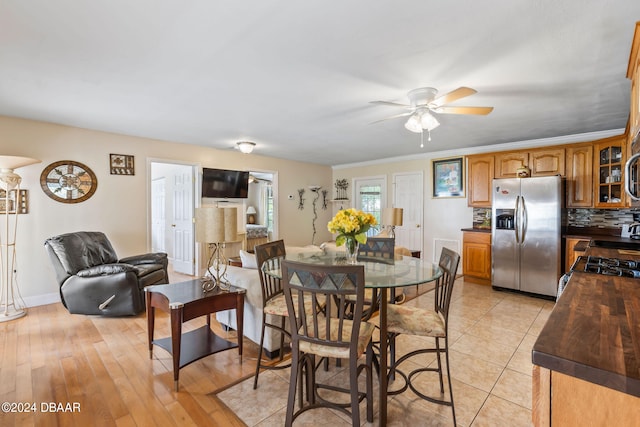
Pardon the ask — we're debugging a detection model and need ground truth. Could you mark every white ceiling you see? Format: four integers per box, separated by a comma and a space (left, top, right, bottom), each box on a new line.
1, 1, 639, 166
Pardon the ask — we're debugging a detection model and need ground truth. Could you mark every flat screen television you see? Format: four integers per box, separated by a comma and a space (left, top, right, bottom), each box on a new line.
201, 168, 249, 198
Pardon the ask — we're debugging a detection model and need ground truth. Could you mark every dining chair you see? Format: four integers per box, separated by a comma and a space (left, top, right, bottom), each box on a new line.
253, 240, 290, 389
385, 247, 460, 426
281, 260, 374, 426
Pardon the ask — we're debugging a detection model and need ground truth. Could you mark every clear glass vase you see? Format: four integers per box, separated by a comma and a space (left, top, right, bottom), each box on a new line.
345, 238, 359, 264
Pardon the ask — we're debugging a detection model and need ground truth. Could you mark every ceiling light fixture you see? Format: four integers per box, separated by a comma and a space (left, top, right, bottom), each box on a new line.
236, 141, 256, 154
405, 110, 440, 146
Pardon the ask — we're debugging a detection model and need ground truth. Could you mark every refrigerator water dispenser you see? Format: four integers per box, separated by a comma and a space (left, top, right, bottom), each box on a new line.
495, 209, 515, 230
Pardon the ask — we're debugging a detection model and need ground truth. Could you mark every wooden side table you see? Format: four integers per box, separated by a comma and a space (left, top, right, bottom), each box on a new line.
145, 279, 245, 391
228, 256, 242, 267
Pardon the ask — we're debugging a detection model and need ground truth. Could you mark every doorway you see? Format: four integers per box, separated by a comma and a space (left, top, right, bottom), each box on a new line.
150, 161, 197, 276
353, 176, 387, 236
392, 171, 424, 255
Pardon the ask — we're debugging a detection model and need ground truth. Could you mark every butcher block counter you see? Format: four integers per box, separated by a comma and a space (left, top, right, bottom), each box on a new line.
532, 246, 640, 426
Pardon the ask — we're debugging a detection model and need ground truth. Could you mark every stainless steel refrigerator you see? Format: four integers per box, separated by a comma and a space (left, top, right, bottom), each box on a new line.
491, 176, 562, 297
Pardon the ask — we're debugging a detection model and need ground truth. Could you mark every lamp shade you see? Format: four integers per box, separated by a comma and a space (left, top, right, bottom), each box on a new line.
0, 156, 41, 191
195, 207, 239, 243
246, 206, 257, 215
382, 208, 403, 226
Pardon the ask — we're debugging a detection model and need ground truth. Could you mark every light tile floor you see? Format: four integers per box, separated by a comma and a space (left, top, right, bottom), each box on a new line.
217, 278, 554, 426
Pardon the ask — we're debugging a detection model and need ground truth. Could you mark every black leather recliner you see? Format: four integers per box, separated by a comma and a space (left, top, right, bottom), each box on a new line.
44, 231, 169, 316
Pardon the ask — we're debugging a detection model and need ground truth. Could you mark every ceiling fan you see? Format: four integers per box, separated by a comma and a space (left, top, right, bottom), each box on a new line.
371, 87, 493, 143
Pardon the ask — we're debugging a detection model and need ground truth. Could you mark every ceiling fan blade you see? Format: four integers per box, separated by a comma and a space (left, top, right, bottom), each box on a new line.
370, 111, 414, 124
370, 100, 412, 109
434, 106, 494, 115
429, 87, 477, 108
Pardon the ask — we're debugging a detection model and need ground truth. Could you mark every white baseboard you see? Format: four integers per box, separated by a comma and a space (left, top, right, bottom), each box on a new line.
24, 292, 60, 308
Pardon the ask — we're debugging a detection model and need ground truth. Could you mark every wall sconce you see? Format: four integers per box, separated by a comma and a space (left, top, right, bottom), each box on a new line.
195, 206, 238, 291
236, 141, 256, 154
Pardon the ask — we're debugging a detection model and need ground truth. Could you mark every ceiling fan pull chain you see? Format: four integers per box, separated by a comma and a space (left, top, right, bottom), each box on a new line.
428, 129, 432, 142
420, 130, 424, 148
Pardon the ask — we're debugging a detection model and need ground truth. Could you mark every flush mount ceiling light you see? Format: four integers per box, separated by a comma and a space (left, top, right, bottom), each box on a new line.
236, 141, 256, 154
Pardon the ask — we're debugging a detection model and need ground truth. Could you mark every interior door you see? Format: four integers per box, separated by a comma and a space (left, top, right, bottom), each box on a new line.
171, 169, 195, 275
393, 171, 424, 255
151, 178, 166, 253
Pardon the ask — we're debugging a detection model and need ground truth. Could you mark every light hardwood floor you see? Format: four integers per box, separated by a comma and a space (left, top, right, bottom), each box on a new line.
0, 271, 257, 427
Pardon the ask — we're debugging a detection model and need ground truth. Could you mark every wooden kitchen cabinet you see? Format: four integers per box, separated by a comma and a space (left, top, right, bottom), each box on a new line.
627, 22, 640, 146
462, 231, 491, 285
467, 155, 494, 207
530, 148, 565, 176
495, 152, 529, 178
566, 144, 593, 207
533, 366, 640, 427
564, 237, 588, 272
594, 135, 626, 208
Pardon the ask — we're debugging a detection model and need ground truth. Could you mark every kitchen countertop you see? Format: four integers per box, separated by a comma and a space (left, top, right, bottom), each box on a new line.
461, 227, 491, 233
532, 246, 640, 397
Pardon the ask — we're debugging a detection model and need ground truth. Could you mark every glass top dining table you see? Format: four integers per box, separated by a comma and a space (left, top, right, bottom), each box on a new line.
264, 252, 442, 426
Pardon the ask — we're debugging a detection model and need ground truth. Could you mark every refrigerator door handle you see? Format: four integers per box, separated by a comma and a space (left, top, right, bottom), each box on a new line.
514, 195, 521, 244
521, 196, 528, 243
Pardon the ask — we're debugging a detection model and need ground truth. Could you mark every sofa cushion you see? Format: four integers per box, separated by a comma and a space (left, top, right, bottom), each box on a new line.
220, 265, 263, 308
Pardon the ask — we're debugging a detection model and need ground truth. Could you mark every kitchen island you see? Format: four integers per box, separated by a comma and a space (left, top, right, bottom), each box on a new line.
532, 246, 640, 426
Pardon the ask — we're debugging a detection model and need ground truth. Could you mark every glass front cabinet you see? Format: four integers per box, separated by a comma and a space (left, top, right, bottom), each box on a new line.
594, 136, 626, 208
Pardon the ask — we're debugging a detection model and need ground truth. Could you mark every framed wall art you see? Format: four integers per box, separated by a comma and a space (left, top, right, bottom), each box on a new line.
110, 154, 135, 175
432, 157, 464, 198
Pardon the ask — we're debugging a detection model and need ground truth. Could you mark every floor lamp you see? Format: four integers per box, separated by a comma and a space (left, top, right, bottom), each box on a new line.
382, 207, 404, 239
195, 206, 238, 292
0, 155, 41, 322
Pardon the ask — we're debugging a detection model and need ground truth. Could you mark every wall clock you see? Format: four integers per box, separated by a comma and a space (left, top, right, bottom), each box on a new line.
40, 160, 98, 203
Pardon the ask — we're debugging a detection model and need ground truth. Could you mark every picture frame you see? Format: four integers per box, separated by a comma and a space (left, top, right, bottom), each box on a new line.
432, 157, 464, 198
110, 154, 135, 175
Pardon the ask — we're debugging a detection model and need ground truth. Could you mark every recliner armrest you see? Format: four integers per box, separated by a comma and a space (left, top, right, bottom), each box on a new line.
77, 263, 134, 277
119, 252, 167, 266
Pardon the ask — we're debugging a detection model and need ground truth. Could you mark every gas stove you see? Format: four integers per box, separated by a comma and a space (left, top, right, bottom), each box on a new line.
570, 256, 640, 278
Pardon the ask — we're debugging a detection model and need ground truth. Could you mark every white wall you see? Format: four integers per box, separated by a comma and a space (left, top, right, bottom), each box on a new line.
332, 155, 474, 264
0, 116, 333, 306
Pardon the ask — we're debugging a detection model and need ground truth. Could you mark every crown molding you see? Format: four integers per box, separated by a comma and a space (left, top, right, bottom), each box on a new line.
332, 128, 625, 170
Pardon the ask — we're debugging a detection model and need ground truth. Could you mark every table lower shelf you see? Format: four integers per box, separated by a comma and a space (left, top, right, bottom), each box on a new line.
153, 325, 238, 369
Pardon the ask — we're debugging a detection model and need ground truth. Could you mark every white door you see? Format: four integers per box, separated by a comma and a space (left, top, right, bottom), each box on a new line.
353, 176, 386, 236
393, 171, 424, 255
172, 170, 195, 275
151, 178, 166, 253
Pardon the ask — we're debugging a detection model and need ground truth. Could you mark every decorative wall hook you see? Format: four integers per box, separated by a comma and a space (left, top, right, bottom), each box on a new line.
297, 188, 305, 210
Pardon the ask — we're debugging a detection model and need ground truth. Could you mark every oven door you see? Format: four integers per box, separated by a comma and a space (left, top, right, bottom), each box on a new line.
625, 152, 640, 203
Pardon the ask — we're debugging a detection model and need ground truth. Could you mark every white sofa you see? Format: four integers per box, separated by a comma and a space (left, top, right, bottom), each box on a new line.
214, 245, 325, 355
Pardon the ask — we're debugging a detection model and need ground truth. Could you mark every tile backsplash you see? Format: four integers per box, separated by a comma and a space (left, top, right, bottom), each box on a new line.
473, 207, 640, 229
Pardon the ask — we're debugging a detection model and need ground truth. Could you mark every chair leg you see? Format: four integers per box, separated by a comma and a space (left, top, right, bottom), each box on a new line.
435, 338, 445, 393
285, 347, 300, 427
278, 315, 286, 362
444, 341, 456, 426
366, 344, 374, 423
349, 354, 361, 426
253, 313, 268, 389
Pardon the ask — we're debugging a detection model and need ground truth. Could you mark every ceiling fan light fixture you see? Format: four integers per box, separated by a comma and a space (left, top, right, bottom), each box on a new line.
404, 114, 423, 133
236, 141, 256, 154
420, 112, 440, 131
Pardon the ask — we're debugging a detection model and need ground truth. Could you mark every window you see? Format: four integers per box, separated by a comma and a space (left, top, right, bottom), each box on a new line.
265, 184, 274, 233
354, 177, 386, 236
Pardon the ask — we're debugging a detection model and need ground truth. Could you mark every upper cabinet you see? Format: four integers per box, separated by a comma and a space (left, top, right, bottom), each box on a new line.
467, 155, 494, 207
594, 135, 626, 208
530, 148, 565, 176
495, 152, 529, 178
627, 23, 640, 147
566, 144, 593, 207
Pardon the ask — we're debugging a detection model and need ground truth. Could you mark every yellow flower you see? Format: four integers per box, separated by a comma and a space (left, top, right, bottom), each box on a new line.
328, 208, 378, 247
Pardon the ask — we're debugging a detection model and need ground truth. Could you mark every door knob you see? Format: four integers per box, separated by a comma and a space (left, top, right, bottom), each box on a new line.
416, 224, 421, 228
171, 224, 176, 227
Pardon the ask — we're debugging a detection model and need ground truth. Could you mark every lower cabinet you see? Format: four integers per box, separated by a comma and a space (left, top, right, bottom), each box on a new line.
533, 366, 640, 427
462, 231, 491, 285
